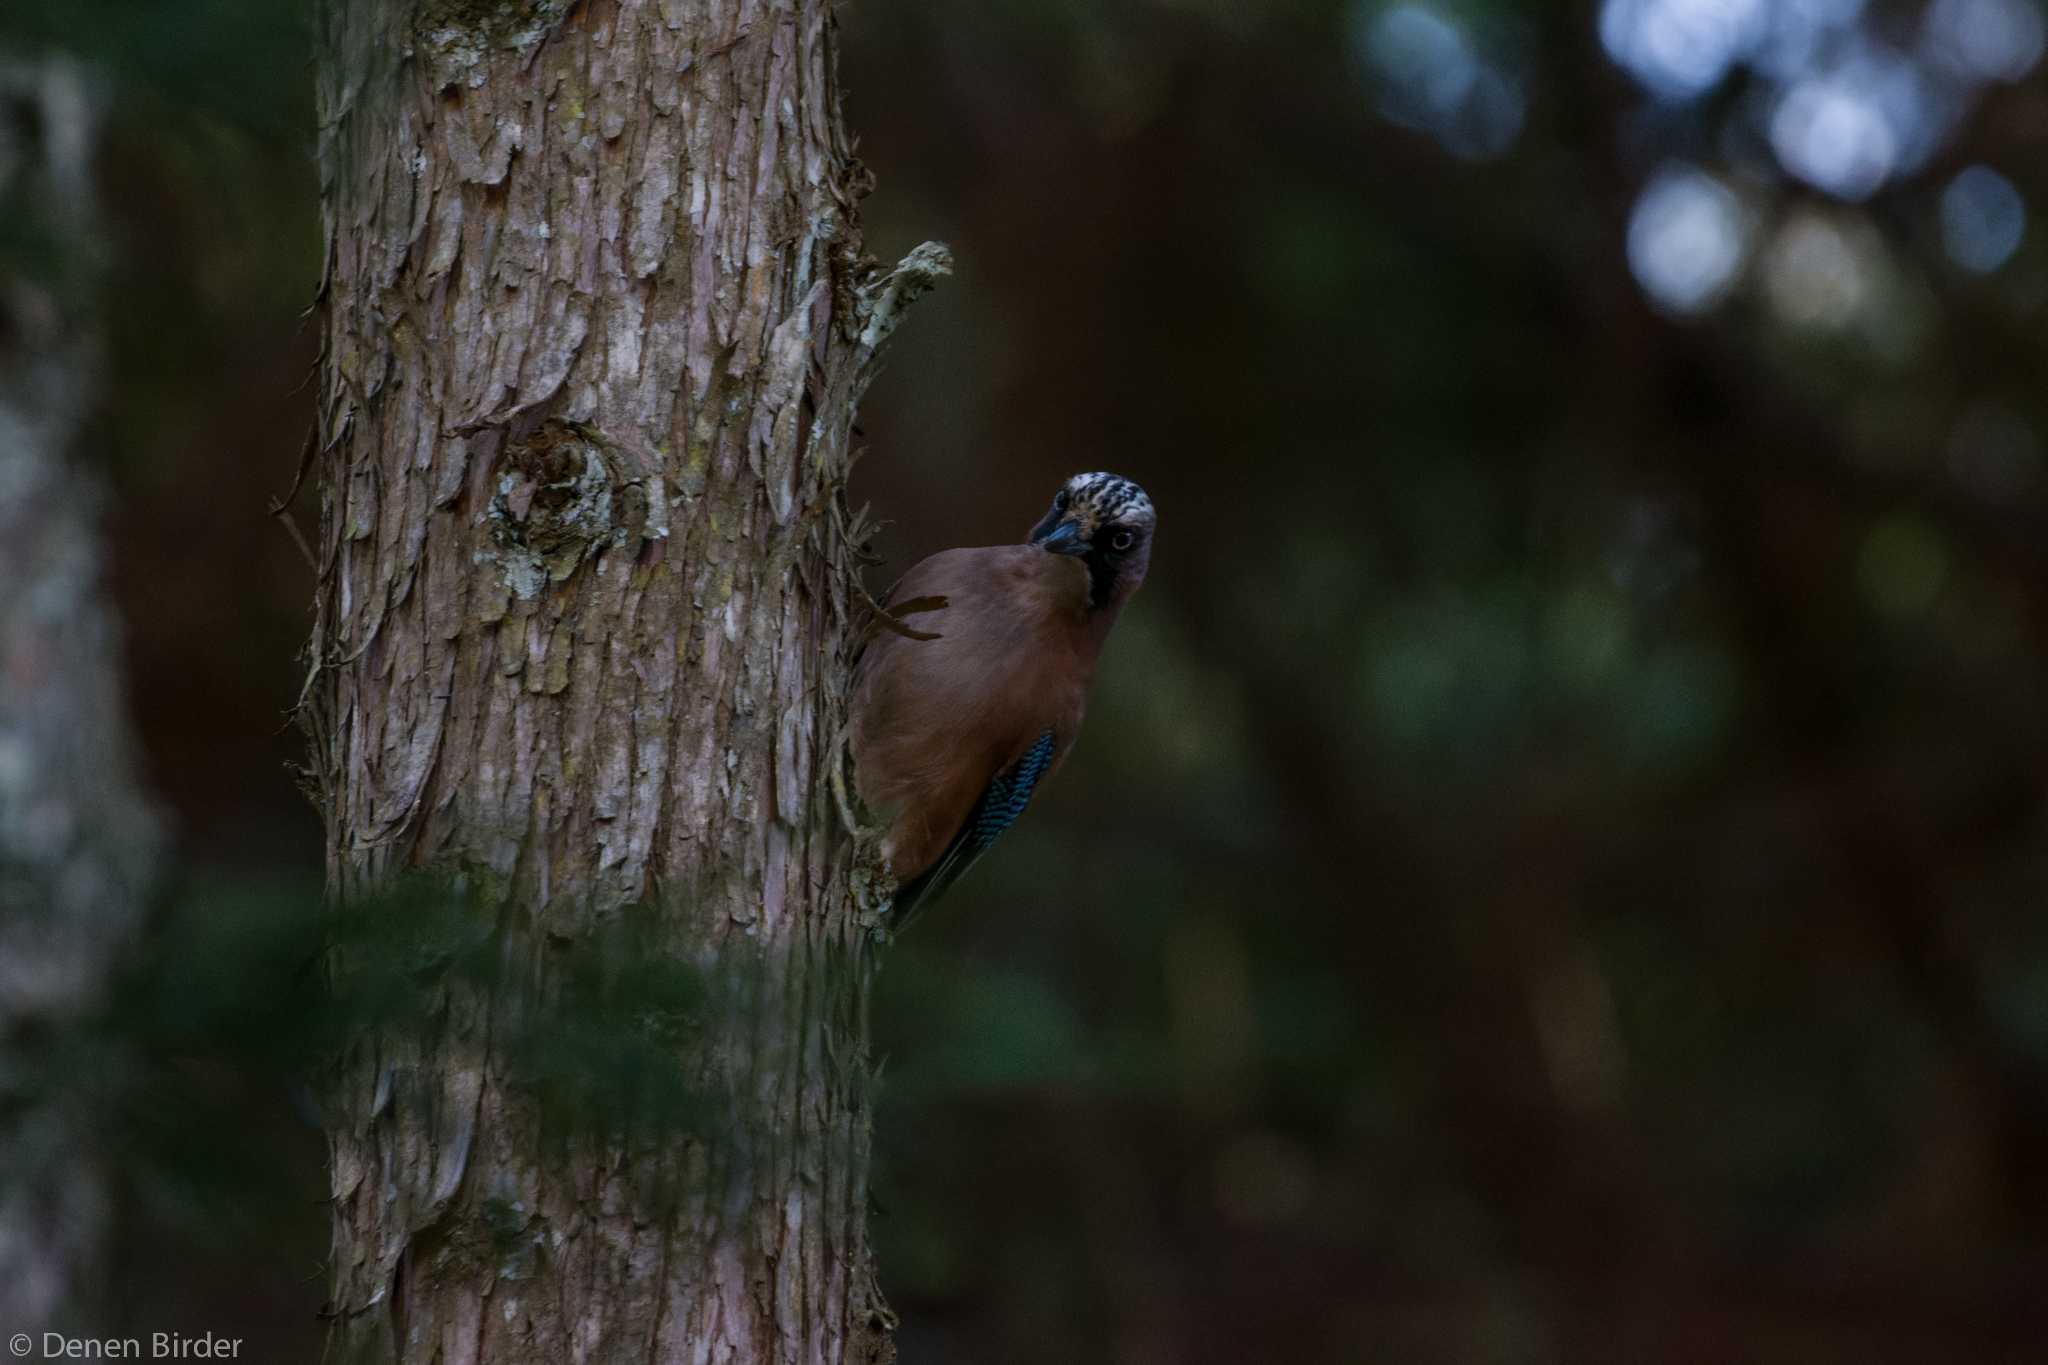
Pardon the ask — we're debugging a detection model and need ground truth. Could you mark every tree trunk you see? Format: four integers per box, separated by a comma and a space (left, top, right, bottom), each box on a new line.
0, 55, 160, 1334
306, 3, 942, 1360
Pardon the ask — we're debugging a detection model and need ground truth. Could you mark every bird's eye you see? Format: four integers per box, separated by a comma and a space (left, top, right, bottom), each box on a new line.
1054, 491, 1071, 511
1109, 529, 1135, 552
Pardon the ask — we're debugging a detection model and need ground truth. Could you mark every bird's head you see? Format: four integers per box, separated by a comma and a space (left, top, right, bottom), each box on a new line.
1027, 471, 1155, 610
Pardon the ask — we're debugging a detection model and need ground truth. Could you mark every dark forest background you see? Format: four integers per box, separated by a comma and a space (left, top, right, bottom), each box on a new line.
7, 0, 2048, 1360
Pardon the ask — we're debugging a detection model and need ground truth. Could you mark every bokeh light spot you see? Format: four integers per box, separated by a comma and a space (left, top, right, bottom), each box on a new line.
1751, 0, 1870, 79
1356, 2, 1525, 160
1601, 0, 1767, 97
1627, 164, 1750, 313
1940, 164, 2025, 273
1764, 212, 1871, 328
1361, 3, 1474, 120
1770, 74, 1898, 200
1921, 0, 2046, 83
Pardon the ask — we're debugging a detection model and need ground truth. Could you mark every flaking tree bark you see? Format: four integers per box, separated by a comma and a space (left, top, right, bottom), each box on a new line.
304, 3, 945, 1360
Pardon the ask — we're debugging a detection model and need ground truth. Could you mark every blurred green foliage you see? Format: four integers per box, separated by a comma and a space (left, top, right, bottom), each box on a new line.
5, 875, 719, 1237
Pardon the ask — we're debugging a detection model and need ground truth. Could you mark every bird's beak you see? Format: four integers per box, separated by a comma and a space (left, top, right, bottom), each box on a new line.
1036, 519, 1090, 556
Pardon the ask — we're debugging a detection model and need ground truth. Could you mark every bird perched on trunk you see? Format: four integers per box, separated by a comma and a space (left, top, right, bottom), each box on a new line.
851, 472, 1155, 927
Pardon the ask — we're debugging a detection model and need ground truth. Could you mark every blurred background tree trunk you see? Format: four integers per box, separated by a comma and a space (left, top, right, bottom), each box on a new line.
0, 54, 160, 1337
307, 2, 937, 1359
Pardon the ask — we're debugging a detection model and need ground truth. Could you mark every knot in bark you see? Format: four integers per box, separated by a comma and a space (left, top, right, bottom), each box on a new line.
484, 420, 662, 599
414, 0, 574, 88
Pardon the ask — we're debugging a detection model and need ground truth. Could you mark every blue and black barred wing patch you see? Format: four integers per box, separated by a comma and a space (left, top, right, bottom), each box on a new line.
890, 730, 1059, 931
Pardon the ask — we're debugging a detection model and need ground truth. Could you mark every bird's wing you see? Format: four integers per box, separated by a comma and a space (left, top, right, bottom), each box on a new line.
888, 728, 1060, 932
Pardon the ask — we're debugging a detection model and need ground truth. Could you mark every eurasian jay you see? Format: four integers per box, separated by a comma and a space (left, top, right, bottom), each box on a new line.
851, 472, 1156, 926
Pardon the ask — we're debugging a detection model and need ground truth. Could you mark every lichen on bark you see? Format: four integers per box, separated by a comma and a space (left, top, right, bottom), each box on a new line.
480, 419, 665, 599
413, 0, 575, 87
